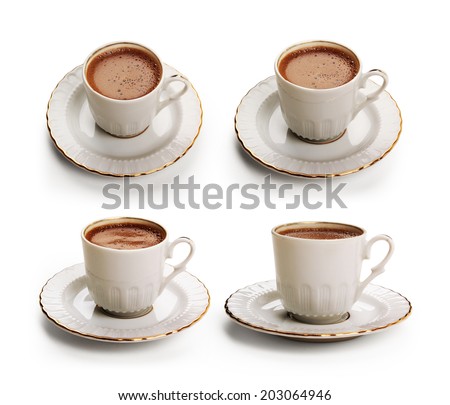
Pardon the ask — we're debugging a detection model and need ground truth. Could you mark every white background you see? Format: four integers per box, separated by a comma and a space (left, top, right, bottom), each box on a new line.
2, 0, 447, 403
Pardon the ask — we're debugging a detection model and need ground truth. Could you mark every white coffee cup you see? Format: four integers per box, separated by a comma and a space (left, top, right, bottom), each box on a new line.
272, 221, 394, 324
81, 217, 195, 318
275, 40, 388, 143
82, 41, 188, 138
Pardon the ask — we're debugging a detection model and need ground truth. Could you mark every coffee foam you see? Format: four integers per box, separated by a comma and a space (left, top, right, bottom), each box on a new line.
86, 47, 162, 100
86, 222, 164, 250
279, 227, 361, 240
279, 46, 359, 89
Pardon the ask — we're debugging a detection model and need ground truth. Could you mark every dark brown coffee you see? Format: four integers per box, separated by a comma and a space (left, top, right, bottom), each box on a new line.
86, 222, 164, 249
279, 45, 359, 89
86, 46, 162, 100
279, 227, 361, 240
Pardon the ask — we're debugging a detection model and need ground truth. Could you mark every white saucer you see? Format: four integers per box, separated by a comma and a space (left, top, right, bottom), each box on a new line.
47, 65, 202, 177
235, 76, 402, 177
40, 263, 210, 343
225, 281, 411, 342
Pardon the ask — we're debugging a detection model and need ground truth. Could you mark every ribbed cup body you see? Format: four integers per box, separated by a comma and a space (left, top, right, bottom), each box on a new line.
82, 218, 167, 316
275, 41, 362, 142
272, 222, 365, 324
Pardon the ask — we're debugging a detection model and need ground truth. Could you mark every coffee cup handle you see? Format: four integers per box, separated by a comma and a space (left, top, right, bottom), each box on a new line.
159, 237, 195, 293
353, 69, 389, 117
356, 234, 395, 299
157, 75, 189, 113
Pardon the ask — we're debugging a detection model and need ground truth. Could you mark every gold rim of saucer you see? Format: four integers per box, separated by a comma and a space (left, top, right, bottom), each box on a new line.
234, 76, 402, 178
46, 65, 203, 177
224, 282, 412, 340
39, 266, 211, 343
